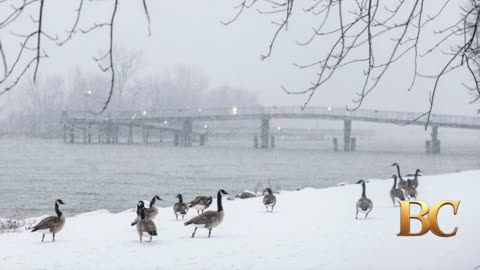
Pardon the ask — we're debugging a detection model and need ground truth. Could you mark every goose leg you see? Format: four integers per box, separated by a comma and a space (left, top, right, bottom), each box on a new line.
52, 234, 55, 242
355, 208, 359, 219
391, 197, 395, 206
41, 234, 45, 242
175, 214, 178, 221
365, 209, 372, 219
197, 210, 200, 215
182, 215, 185, 220
149, 236, 152, 242
192, 228, 197, 238
265, 206, 268, 212
271, 205, 275, 212
208, 229, 212, 238
140, 235, 143, 243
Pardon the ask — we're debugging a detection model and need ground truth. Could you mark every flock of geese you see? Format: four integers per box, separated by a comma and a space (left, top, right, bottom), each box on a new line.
30, 188, 277, 243
30, 163, 418, 242
355, 162, 422, 219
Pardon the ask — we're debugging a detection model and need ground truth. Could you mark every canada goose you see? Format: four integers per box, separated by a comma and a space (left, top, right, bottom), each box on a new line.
405, 180, 418, 200
184, 189, 228, 238
355, 180, 373, 219
391, 163, 408, 191
31, 199, 66, 242
408, 169, 421, 189
173, 194, 189, 220
188, 196, 213, 215
390, 175, 405, 206
263, 188, 277, 212
135, 201, 158, 243
131, 195, 162, 226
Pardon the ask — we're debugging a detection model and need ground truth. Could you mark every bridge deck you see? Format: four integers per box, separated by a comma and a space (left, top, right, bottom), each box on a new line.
62, 106, 480, 130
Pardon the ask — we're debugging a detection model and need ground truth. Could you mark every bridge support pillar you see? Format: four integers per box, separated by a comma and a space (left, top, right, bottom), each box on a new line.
199, 134, 206, 146
88, 124, 92, 143
174, 133, 180, 146
182, 119, 193, 147
350, 137, 356, 151
270, 135, 275, 148
343, 120, 352, 151
98, 125, 102, 143
253, 135, 259, 148
69, 127, 75, 144
260, 117, 270, 149
106, 122, 112, 144
114, 125, 119, 144
425, 140, 431, 154
430, 125, 441, 154
145, 128, 149, 144
63, 125, 67, 143
333, 138, 338, 152
128, 124, 133, 144
83, 126, 87, 144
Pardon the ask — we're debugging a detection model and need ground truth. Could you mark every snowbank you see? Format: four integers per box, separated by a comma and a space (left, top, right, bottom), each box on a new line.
0, 170, 479, 270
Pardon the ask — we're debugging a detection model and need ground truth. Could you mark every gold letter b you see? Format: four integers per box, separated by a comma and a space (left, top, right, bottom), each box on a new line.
397, 201, 430, 236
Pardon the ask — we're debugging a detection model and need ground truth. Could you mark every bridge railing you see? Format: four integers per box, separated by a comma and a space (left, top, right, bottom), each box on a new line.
62, 106, 480, 127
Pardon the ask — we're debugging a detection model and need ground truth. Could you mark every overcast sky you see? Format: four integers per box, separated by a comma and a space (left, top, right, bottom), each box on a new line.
3, 0, 478, 116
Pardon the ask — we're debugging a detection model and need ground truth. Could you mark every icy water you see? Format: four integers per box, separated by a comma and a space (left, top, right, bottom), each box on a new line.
1, 134, 480, 217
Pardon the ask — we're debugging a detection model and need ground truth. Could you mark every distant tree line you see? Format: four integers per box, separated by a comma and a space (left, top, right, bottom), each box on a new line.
0, 49, 260, 138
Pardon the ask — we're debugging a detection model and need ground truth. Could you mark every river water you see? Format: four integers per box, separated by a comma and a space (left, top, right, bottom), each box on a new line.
1, 132, 479, 217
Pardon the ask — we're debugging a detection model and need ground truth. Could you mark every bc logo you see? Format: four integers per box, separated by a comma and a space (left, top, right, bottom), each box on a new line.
397, 201, 460, 237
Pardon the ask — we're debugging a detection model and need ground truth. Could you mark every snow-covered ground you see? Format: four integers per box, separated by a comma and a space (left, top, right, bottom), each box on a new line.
0, 170, 479, 270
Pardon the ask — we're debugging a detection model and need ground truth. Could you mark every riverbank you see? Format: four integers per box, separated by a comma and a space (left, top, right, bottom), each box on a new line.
0, 170, 478, 269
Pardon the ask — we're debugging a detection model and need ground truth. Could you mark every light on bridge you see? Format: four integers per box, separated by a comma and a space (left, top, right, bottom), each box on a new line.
164, 120, 168, 125
328, 107, 332, 111
204, 125, 208, 129
232, 106, 238, 115
277, 126, 281, 131
142, 110, 147, 116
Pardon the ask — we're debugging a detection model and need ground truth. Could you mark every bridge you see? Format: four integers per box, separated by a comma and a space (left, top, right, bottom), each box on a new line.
61, 106, 480, 154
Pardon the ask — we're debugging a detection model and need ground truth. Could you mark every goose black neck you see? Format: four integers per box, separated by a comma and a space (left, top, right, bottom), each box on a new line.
217, 191, 223, 212
140, 208, 146, 220
361, 182, 366, 198
414, 169, 420, 179
267, 188, 272, 195
392, 177, 397, 188
178, 194, 183, 203
150, 197, 157, 207
395, 164, 403, 180
55, 202, 62, 217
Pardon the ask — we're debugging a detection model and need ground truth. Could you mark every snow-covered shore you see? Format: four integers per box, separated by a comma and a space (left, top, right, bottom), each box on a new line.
0, 170, 479, 270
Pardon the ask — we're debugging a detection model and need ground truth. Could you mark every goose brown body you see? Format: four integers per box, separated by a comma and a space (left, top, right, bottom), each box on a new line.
31, 199, 66, 242
184, 190, 228, 238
